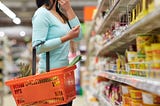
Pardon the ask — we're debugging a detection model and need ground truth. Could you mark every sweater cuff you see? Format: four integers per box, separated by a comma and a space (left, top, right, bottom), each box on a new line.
68, 16, 80, 28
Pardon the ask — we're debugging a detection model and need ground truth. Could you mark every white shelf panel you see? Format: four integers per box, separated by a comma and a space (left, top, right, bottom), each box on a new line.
97, 7, 160, 56
98, 72, 160, 96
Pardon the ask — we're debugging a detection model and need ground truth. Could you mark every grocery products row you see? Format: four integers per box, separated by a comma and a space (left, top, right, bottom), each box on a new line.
86, 0, 160, 106
89, 0, 160, 56
98, 80, 160, 106
87, 76, 160, 106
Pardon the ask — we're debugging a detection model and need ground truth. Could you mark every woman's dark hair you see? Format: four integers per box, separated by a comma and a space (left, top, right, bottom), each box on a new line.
36, 0, 68, 23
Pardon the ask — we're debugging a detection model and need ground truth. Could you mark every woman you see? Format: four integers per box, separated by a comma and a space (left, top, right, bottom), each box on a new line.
32, 0, 82, 105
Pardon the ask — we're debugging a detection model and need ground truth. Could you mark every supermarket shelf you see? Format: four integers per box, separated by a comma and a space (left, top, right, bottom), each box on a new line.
93, 0, 109, 20
97, 7, 160, 56
97, 0, 129, 34
98, 71, 160, 96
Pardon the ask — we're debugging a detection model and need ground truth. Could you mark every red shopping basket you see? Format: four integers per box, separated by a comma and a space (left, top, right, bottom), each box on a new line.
5, 65, 76, 106
5, 42, 77, 106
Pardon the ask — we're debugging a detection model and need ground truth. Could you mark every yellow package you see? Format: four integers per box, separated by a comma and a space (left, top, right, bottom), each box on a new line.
136, 34, 153, 58
145, 46, 152, 61
130, 89, 142, 99
151, 43, 160, 69
126, 51, 137, 62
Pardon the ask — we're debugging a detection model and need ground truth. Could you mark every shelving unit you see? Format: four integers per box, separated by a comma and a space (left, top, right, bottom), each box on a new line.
86, 0, 160, 106
98, 71, 160, 96
88, 0, 110, 37
97, 6, 160, 56
96, 0, 128, 34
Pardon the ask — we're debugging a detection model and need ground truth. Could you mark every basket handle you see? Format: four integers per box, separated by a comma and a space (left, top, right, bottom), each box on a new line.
32, 41, 50, 75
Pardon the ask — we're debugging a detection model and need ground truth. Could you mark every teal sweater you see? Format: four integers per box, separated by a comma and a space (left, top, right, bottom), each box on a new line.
32, 7, 82, 73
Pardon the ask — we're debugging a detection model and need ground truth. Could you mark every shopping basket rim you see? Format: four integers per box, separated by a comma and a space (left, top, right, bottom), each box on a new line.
5, 65, 76, 86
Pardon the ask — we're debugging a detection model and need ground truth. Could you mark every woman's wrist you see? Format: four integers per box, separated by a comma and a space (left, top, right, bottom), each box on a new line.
66, 8, 76, 20
61, 34, 71, 43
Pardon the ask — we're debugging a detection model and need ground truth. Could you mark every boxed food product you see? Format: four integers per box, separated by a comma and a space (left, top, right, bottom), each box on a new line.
136, 34, 153, 58
130, 89, 142, 100
126, 51, 137, 62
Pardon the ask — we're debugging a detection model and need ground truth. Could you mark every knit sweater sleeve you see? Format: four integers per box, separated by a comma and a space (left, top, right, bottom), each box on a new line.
32, 9, 62, 54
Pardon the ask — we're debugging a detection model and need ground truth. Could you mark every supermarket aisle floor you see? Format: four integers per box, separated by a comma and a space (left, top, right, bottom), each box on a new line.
3, 94, 87, 106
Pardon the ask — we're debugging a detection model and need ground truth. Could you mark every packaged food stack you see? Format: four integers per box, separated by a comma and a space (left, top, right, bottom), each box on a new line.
121, 85, 160, 106
124, 34, 160, 78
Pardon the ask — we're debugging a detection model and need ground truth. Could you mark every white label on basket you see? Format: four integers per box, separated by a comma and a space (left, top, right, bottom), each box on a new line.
142, 93, 154, 104
122, 86, 128, 95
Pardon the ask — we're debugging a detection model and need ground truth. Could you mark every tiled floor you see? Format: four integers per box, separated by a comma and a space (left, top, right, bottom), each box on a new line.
3, 94, 87, 106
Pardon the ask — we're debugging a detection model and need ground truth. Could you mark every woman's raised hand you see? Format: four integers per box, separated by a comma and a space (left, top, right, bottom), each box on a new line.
58, 0, 71, 11
61, 25, 80, 43
67, 25, 80, 39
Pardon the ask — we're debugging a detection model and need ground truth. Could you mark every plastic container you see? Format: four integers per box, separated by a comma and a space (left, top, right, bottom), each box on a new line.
130, 89, 142, 99
142, 92, 160, 105
5, 65, 77, 106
